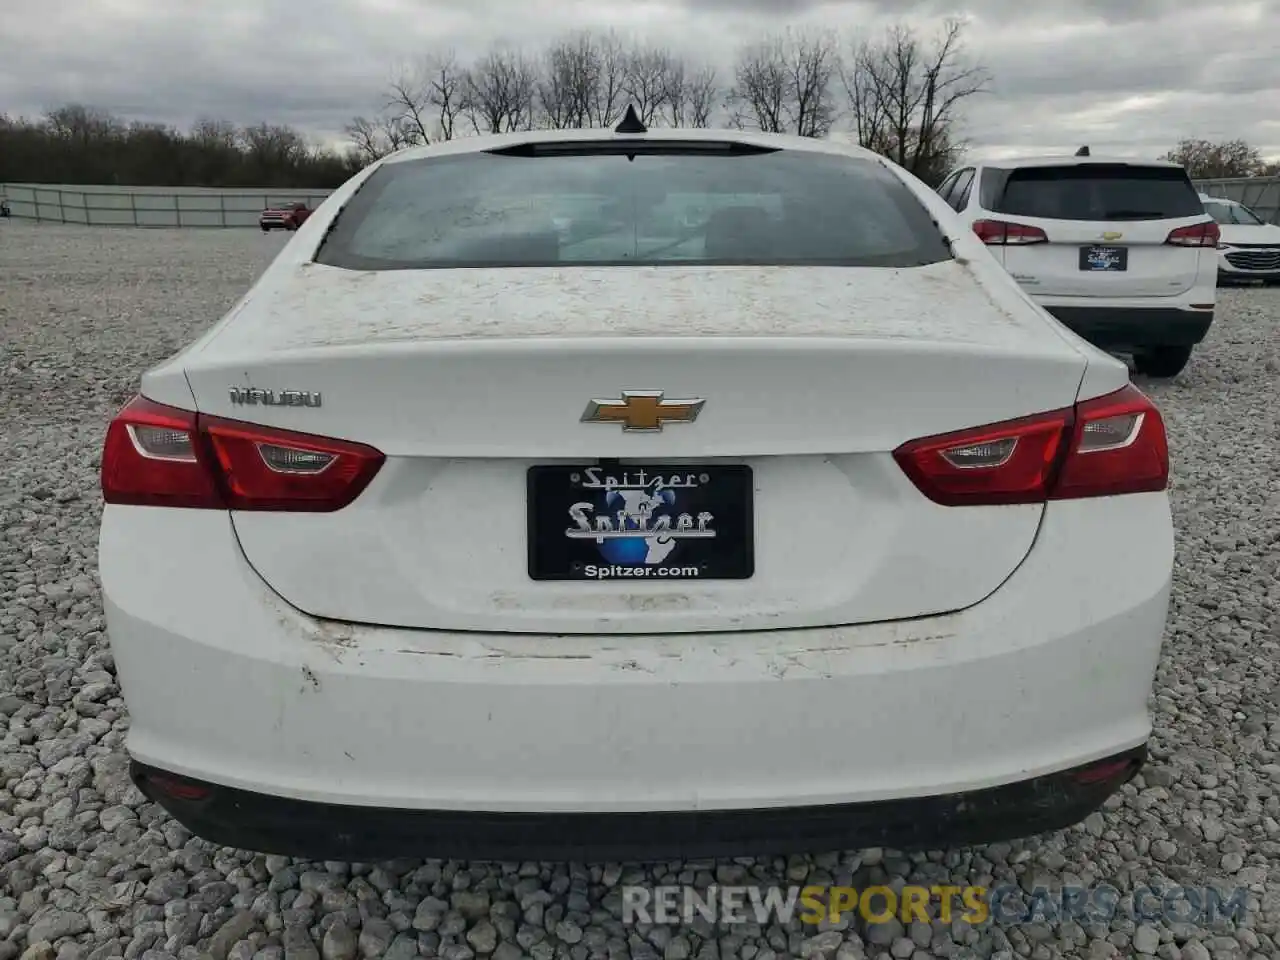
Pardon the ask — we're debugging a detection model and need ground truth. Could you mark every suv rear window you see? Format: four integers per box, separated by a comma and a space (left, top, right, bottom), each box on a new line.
315, 144, 952, 270
979, 164, 1203, 222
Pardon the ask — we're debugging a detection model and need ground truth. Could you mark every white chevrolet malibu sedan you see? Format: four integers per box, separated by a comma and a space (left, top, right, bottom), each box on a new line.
98, 111, 1173, 862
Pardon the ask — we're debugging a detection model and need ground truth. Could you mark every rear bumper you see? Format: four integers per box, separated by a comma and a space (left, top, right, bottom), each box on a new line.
1040, 305, 1214, 350
101, 493, 1172, 860
132, 747, 1145, 861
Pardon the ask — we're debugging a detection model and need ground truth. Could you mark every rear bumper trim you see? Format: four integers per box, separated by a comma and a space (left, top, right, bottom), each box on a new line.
1219, 267, 1280, 281
131, 746, 1146, 862
1041, 306, 1213, 349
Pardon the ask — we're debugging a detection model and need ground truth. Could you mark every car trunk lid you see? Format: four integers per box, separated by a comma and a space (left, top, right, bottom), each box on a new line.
176, 262, 1090, 635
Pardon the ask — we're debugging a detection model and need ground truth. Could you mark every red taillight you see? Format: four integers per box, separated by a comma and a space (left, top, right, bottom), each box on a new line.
893, 384, 1167, 506
972, 219, 1048, 246
101, 395, 384, 512
1050, 384, 1168, 500
893, 409, 1071, 506
203, 415, 384, 511
1165, 221, 1220, 247
101, 397, 222, 508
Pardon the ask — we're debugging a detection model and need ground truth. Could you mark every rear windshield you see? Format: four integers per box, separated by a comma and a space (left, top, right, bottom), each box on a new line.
1203, 200, 1265, 226
314, 145, 953, 270
979, 164, 1203, 222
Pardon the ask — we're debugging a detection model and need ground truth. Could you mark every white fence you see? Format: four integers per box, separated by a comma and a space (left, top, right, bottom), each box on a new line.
0, 183, 335, 228
3, 176, 1277, 228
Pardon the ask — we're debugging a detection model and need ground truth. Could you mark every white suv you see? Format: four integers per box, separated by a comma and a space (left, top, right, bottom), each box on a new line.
1200, 193, 1280, 285
937, 153, 1219, 377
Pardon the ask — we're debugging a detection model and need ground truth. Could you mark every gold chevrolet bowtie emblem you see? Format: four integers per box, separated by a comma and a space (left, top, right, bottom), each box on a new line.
580, 391, 705, 432
1102, 231, 1123, 241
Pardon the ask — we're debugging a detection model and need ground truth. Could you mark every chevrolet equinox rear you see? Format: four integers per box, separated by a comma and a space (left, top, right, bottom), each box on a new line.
938, 154, 1218, 378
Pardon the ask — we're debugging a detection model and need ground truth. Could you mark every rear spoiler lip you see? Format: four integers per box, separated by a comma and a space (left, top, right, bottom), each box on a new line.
483, 139, 781, 158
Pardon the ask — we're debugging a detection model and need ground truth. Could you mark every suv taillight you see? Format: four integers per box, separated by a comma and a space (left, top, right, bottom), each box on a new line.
972, 219, 1049, 246
893, 384, 1167, 506
1165, 221, 1220, 247
101, 396, 384, 511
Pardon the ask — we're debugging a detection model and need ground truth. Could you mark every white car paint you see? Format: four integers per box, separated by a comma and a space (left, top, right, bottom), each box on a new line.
1199, 193, 1280, 281
936, 154, 1219, 375
941, 155, 1217, 300
102, 493, 1169, 811
99, 126, 1173, 859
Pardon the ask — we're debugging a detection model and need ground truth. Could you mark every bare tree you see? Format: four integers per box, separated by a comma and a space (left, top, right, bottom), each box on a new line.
386, 69, 431, 146
839, 41, 889, 156
44, 104, 124, 146
726, 30, 839, 137
843, 19, 989, 182
660, 60, 718, 128
343, 116, 386, 164
536, 31, 628, 129
588, 31, 628, 127
189, 118, 239, 152
538, 35, 593, 128
0, 103, 358, 187
339, 23, 990, 154
239, 124, 310, 184
383, 51, 468, 144
423, 51, 468, 141
1163, 138, 1265, 179
660, 61, 687, 127
685, 65, 718, 127
623, 45, 673, 125
726, 39, 787, 132
466, 47, 538, 134
786, 31, 839, 137
343, 115, 416, 164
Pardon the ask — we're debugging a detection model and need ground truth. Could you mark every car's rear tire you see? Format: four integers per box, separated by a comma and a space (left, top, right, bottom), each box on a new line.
1133, 346, 1192, 378
261, 226, 270, 233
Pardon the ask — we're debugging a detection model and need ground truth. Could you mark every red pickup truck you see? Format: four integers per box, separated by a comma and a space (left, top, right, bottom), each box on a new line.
259, 201, 312, 232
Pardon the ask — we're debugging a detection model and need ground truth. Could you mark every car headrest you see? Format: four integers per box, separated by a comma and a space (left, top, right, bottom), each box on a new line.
703, 206, 776, 260
451, 229, 561, 264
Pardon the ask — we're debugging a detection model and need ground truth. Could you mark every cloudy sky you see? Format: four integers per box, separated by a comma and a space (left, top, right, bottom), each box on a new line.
2, 0, 1277, 161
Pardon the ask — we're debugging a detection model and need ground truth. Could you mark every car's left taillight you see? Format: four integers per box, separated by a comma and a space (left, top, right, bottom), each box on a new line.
971, 219, 1049, 245
101, 397, 223, 508
101, 395, 384, 512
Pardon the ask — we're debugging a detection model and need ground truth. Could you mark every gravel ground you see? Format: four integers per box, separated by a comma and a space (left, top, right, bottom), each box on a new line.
2, 221, 1279, 960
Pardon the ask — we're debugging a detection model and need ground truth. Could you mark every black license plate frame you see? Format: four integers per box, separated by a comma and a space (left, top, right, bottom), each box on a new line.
527, 463, 755, 581
1079, 245, 1129, 271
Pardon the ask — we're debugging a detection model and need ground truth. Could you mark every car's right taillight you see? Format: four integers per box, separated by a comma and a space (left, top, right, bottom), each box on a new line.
1165, 221, 1220, 247
972, 219, 1049, 246
1049, 383, 1168, 500
102, 395, 384, 512
893, 384, 1167, 506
